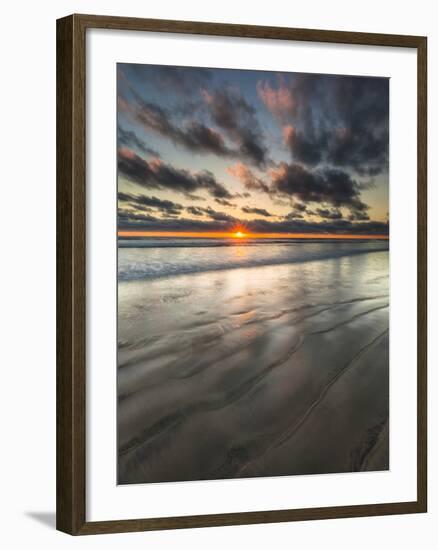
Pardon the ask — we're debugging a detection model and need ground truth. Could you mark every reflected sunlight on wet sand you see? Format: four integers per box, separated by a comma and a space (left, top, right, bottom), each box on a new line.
117, 247, 389, 484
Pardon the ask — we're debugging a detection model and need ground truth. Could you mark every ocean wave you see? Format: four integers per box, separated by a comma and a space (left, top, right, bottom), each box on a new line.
118, 237, 384, 249
118, 240, 389, 281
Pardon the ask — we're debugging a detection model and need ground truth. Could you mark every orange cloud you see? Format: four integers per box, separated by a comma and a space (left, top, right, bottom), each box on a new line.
257, 77, 294, 122
282, 124, 295, 146
269, 162, 288, 180
117, 96, 133, 113
200, 88, 213, 105
118, 147, 136, 160
149, 157, 163, 170
227, 161, 252, 181
227, 162, 269, 193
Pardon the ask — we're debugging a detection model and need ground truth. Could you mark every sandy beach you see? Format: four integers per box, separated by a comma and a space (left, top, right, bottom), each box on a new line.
117, 242, 389, 484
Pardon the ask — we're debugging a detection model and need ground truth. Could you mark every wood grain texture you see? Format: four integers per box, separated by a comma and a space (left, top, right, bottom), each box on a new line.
56, 13, 427, 535
75, 13, 425, 47
56, 14, 86, 534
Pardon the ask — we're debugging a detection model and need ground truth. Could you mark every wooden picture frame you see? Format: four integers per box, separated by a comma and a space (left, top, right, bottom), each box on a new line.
57, 13, 427, 535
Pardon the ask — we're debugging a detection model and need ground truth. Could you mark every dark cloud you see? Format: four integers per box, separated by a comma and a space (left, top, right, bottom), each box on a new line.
186, 205, 236, 222
118, 191, 135, 202
315, 207, 343, 220
283, 125, 325, 166
215, 198, 237, 207
186, 206, 205, 217
271, 162, 369, 216
130, 205, 155, 213
327, 77, 389, 176
284, 211, 304, 220
186, 193, 206, 202
293, 202, 308, 212
245, 218, 388, 235
241, 206, 273, 217
118, 209, 158, 226
118, 148, 232, 199
202, 89, 268, 167
127, 93, 233, 158
184, 121, 232, 155
117, 125, 160, 157
284, 201, 310, 220
118, 148, 155, 186
193, 170, 233, 199
118, 192, 183, 216
121, 64, 213, 96
348, 210, 370, 221
260, 74, 389, 176
118, 209, 388, 236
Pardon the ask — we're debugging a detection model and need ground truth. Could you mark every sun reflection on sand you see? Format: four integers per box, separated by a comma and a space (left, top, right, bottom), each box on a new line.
117, 246, 390, 483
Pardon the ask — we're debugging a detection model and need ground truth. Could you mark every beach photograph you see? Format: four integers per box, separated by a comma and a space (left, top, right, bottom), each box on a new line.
117, 64, 389, 485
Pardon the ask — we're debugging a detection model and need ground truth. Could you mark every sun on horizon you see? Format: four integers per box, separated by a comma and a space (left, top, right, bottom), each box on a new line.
117, 230, 389, 240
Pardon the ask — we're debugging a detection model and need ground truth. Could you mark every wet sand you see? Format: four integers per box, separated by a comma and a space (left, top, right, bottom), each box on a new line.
117, 249, 389, 484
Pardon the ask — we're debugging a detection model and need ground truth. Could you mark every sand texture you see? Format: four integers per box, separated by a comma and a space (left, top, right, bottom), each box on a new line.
117, 247, 389, 484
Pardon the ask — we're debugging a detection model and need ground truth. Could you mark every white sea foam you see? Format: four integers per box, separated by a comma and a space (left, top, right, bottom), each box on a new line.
118, 239, 389, 281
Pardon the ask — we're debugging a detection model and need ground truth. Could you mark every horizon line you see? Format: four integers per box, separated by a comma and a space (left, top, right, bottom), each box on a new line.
118, 230, 389, 240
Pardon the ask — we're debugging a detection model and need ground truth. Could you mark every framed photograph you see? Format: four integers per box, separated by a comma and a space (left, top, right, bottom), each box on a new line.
57, 14, 427, 535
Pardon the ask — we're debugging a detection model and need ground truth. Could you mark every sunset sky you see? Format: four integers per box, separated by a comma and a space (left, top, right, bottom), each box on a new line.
117, 64, 389, 237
